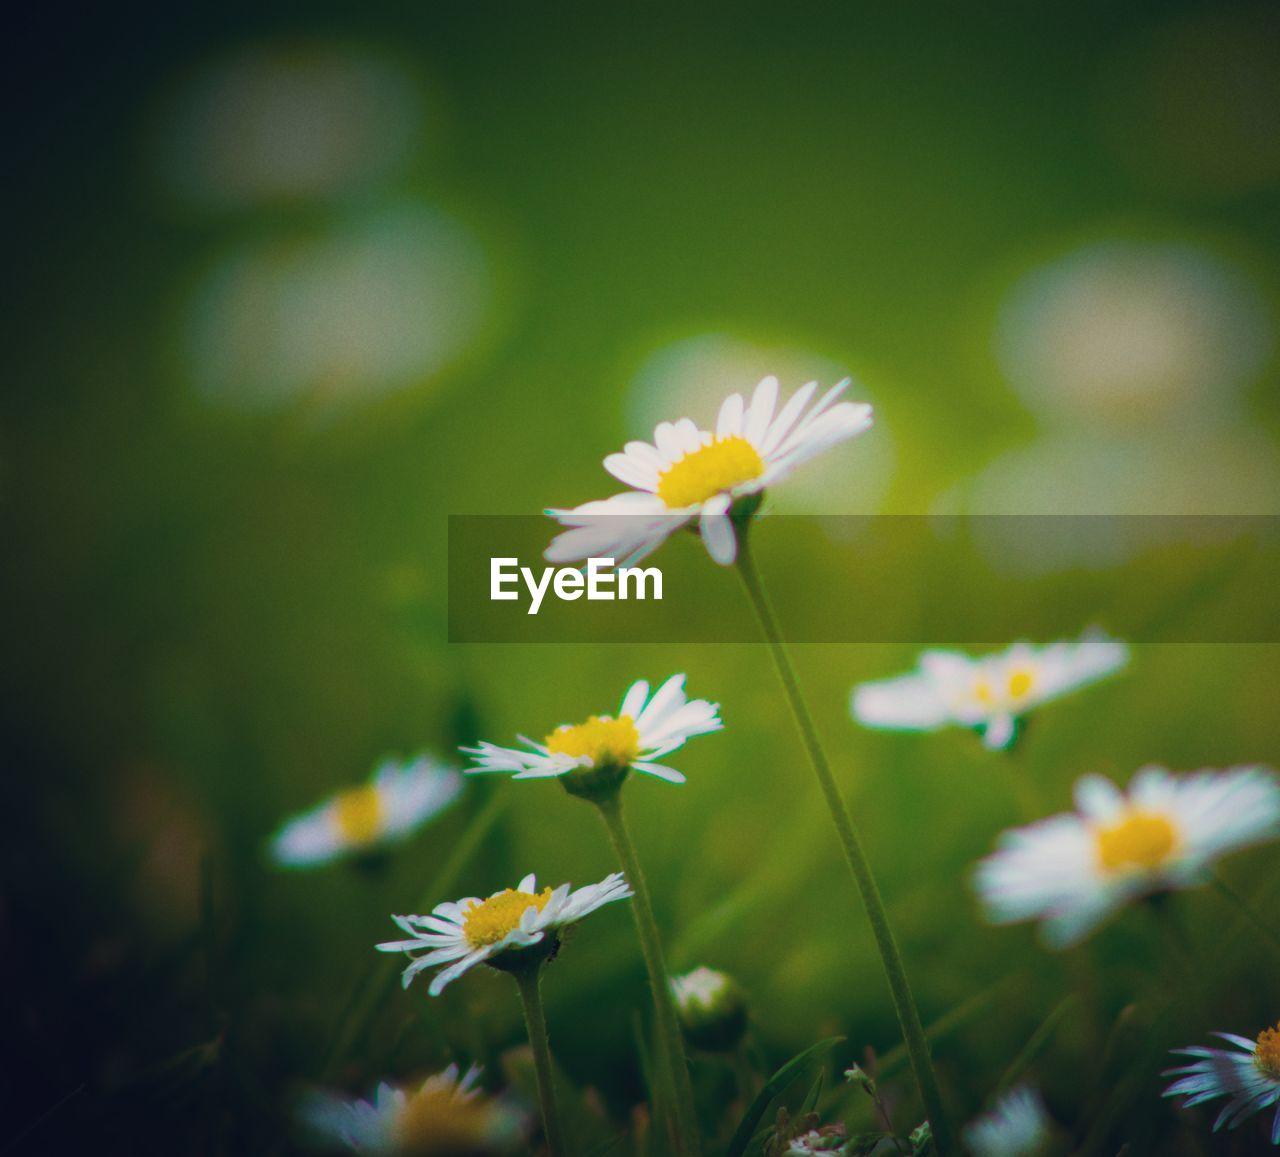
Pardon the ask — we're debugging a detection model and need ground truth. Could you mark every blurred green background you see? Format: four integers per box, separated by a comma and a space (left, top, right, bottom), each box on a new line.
3, 1, 1279, 1153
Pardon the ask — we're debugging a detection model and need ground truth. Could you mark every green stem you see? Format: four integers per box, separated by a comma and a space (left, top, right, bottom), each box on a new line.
594, 793, 700, 1157
734, 533, 955, 1156
513, 966, 568, 1157
1212, 874, 1280, 959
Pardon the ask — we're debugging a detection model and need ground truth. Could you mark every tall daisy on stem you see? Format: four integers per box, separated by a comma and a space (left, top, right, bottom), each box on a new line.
463, 674, 722, 1156
377, 872, 632, 1157
543, 377, 956, 1154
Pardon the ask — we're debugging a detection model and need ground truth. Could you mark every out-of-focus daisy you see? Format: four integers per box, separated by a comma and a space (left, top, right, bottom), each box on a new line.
461, 674, 721, 794
974, 766, 1280, 947
963, 1086, 1051, 1157
851, 633, 1129, 751
1164, 1023, 1280, 1146
376, 872, 632, 996
270, 755, 462, 867
301, 1063, 526, 1154
671, 966, 749, 1052
546, 375, 873, 566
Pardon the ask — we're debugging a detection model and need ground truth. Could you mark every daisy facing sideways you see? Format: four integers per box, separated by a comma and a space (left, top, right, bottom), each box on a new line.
301, 1063, 526, 1155
973, 765, 1280, 947
270, 755, 462, 868
546, 375, 873, 567
1164, 1023, 1280, 1146
376, 872, 632, 995
462, 673, 721, 795
851, 632, 1129, 751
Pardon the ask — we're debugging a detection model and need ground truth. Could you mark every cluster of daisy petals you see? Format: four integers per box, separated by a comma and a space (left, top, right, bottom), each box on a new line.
269, 378, 1280, 1152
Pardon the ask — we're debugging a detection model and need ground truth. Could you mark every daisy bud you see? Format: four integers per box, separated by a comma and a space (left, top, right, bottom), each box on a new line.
670, 966, 749, 1052
844, 1064, 876, 1096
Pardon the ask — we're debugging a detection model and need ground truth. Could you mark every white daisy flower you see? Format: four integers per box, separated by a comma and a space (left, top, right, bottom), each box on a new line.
545, 375, 873, 567
1164, 1023, 1280, 1146
973, 766, 1280, 947
461, 673, 721, 792
963, 1086, 1051, 1157
300, 1063, 526, 1154
851, 632, 1129, 751
376, 872, 633, 996
270, 755, 463, 868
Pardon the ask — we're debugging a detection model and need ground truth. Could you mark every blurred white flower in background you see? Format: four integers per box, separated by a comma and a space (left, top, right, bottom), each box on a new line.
852, 632, 1128, 751
995, 240, 1271, 426
270, 754, 462, 868
182, 201, 492, 412
962, 1085, 1051, 1157
627, 333, 895, 519
154, 42, 428, 213
301, 1063, 527, 1154
948, 236, 1279, 569
973, 765, 1280, 947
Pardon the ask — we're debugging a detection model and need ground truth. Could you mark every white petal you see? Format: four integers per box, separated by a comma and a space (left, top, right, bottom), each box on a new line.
743, 376, 778, 446
982, 714, 1017, 750
426, 949, 491, 996
699, 506, 737, 565
760, 380, 818, 455
716, 392, 745, 438
620, 679, 650, 721
603, 451, 660, 492
850, 672, 951, 731
632, 761, 687, 784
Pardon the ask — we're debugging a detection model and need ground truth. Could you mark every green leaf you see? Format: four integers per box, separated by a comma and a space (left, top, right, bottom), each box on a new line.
724, 1035, 844, 1157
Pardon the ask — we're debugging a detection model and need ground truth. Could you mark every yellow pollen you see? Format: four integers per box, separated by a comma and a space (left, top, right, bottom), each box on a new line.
973, 677, 995, 707
333, 785, 384, 845
545, 715, 640, 768
655, 435, 765, 508
1256, 1024, 1280, 1079
462, 887, 555, 948
395, 1085, 494, 1153
1095, 810, 1179, 873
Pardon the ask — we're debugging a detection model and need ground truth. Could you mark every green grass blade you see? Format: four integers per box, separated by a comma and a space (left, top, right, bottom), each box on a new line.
724, 1036, 844, 1157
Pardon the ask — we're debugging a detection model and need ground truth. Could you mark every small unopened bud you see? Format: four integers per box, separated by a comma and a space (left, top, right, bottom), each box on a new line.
670, 966, 748, 1052
909, 1120, 932, 1155
844, 1064, 876, 1096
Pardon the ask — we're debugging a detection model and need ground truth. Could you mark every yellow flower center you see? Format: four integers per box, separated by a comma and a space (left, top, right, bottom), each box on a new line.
973, 668, 1035, 707
1007, 668, 1035, 700
1095, 810, 1180, 873
545, 715, 640, 768
333, 785, 384, 845
655, 435, 765, 508
395, 1084, 495, 1153
1256, 1024, 1280, 1080
462, 887, 555, 948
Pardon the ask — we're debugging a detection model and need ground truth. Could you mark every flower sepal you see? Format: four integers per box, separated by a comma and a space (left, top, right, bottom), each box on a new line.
729, 488, 765, 530
557, 759, 630, 803
483, 933, 562, 976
